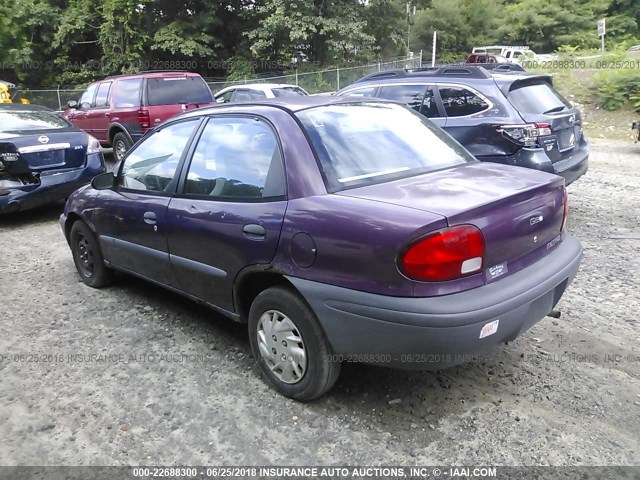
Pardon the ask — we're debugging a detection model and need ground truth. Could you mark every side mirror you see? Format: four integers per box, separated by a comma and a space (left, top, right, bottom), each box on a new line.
67, 100, 78, 109
91, 171, 115, 190
216, 97, 227, 104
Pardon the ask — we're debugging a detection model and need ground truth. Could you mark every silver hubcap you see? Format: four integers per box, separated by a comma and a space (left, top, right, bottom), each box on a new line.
115, 140, 127, 159
257, 310, 306, 384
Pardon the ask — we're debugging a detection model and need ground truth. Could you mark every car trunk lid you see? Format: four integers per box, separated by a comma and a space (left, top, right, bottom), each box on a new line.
337, 162, 566, 280
0, 130, 88, 174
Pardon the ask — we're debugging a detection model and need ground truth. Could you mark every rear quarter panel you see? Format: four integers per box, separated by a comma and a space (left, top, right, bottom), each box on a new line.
273, 194, 449, 296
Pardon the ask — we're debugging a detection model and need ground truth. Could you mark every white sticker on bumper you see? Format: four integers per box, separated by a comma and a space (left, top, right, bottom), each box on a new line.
479, 319, 500, 339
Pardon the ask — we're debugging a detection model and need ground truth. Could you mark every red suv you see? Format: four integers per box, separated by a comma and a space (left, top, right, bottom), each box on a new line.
63, 71, 215, 161
465, 53, 508, 64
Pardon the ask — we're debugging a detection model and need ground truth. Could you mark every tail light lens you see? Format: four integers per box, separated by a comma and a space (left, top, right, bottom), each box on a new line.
497, 123, 552, 147
87, 135, 101, 154
561, 188, 568, 231
400, 225, 485, 282
138, 108, 150, 129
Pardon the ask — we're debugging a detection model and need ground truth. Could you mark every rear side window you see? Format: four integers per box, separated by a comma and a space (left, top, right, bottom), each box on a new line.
146, 76, 213, 106
184, 117, 285, 200
439, 87, 489, 117
113, 78, 142, 108
507, 80, 571, 114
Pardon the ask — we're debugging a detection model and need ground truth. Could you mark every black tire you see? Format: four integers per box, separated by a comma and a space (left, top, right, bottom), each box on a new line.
248, 286, 341, 401
112, 132, 132, 162
70, 221, 113, 288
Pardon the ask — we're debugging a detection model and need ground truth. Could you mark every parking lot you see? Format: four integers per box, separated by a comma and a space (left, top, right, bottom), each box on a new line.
0, 138, 639, 466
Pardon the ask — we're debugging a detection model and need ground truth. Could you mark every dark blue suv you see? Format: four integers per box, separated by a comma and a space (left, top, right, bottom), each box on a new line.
337, 66, 589, 185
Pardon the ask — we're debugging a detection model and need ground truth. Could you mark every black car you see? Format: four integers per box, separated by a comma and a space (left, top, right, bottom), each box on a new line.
0, 104, 106, 214
336, 66, 589, 185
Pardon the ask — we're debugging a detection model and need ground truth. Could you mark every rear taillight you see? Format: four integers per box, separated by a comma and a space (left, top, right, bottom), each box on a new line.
400, 225, 485, 282
138, 108, 150, 129
561, 188, 568, 231
496, 123, 552, 147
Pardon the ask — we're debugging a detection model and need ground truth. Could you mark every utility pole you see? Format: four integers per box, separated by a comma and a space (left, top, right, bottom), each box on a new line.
406, 1, 416, 52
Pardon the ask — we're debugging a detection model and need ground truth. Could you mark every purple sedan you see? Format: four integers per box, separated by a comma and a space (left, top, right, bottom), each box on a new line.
60, 96, 582, 401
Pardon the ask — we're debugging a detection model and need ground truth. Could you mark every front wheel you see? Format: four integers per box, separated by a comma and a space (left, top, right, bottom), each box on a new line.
70, 221, 113, 288
248, 287, 341, 401
112, 132, 132, 162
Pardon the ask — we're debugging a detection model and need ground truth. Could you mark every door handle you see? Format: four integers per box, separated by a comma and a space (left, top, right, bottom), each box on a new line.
105, 112, 110, 117
143, 211, 157, 225
243, 224, 266, 239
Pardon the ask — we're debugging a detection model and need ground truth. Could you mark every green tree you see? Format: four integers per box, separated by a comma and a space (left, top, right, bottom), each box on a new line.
499, 0, 609, 52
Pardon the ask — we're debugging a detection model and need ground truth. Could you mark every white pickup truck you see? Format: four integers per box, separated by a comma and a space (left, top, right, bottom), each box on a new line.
471, 46, 558, 64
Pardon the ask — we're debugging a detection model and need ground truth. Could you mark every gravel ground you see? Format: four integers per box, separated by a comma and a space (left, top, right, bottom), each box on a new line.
0, 139, 639, 467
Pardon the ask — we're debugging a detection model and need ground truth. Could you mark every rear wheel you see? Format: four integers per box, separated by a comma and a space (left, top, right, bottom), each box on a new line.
112, 132, 132, 162
70, 221, 113, 288
248, 287, 341, 401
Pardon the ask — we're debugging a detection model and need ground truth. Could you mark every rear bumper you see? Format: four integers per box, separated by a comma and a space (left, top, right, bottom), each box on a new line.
287, 233, 582, 370
0, 153, 105, 214
479, 141, 589, 185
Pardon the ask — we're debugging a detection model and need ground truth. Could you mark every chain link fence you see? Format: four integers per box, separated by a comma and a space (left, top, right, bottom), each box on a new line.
205, 54, 423, 94
22, 54, 422, 110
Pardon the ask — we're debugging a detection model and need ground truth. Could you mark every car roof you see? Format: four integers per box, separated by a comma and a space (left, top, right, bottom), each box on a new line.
229, 83, 303, 90
214, 83, 307, 95
103, 70, 202, 81
339, 65, 538, 92
0, 103, 54, 112
177, 95, 387, 119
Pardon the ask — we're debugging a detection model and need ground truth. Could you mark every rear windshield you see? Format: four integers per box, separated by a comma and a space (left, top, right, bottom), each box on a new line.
297, 102, 475, 191
146, 76, 213, 106
0, 111, 70, 132
272, 87, 308, 97
507, 80, 571, 114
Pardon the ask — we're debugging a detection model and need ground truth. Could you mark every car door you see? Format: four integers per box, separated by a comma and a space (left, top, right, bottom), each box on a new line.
87, 81, 112, 143
166, 115, 288, 312
376, 84, 446, 127
436, 84, 496, 156
67, 83, 98, 132
97, 118, 203, 284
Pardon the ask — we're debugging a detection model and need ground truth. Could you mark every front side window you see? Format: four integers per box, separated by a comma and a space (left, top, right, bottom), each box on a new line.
438, 86, 489, 117
249, 89, 267, 99
183, 117, 285, 200
119, 119, 200, 192
343, 86, 377, 98
297, 102, 475, 191
216, 90, 234, 103
272, 87, 307, 97
94, 82, 111, 108
79, 84, 97, 109
378, 84, 427, 113
233, 90, 253, 102
113, 78, 142, 108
